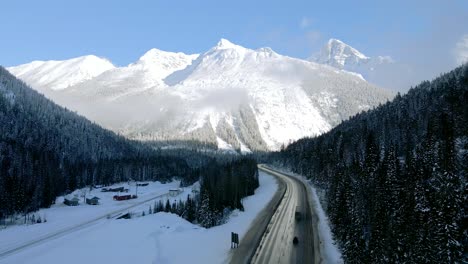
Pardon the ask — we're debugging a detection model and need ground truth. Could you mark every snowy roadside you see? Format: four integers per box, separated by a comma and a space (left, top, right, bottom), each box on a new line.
0, 171, 278, 264
266, 166, 343, 264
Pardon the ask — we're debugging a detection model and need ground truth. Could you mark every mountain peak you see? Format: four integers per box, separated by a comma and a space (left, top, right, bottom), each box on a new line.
310, 38, 376, 69
309, 38, 394, 86
137, 48, 197, 64
214, 38, 242, 50
139, 48, 166, 60
133, 48, 198, 80
328, 38, 345, 45
325, 39, 369, 65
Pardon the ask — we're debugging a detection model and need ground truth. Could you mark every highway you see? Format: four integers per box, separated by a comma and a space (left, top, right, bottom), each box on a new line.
230, 165, 316, 264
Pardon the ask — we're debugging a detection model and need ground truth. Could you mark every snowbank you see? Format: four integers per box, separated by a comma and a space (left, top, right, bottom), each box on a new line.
307, 183, 343, 263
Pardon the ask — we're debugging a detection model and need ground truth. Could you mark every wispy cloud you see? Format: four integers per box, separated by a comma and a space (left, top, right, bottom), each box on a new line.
454, 34, 468, 65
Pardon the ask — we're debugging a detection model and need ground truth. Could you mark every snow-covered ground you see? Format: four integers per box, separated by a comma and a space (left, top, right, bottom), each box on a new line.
307, 183, 343, 264
0, 180, 182, 256
0, 172, 278, 264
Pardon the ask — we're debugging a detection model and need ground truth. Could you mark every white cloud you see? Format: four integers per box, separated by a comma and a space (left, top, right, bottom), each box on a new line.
300, 17, 311, 29
454, 34, 468, 65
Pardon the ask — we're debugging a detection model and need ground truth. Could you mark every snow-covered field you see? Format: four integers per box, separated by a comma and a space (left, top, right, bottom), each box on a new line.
0, 172, 278, 264
0, 180, 182, 256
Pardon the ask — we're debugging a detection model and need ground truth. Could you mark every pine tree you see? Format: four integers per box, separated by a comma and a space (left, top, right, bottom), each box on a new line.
197, 190, 213, 228
164, 199, 171, 213
185, 195, 196, 222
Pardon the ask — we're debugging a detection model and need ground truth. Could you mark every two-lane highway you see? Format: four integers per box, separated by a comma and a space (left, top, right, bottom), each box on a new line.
230, 165, 316, 264
252, 165, 314, 264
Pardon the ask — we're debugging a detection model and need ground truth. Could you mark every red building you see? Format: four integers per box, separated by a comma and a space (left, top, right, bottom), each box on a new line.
113, 194, 137, 201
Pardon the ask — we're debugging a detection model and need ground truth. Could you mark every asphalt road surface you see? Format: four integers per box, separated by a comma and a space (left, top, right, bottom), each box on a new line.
230, 165, 316, 264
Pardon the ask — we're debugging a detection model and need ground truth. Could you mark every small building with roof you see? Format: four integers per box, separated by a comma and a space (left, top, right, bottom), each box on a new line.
86, 196, 100, 205
64, 196, 80, 206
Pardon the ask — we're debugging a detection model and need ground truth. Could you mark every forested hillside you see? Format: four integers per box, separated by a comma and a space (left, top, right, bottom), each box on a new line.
271, 64, 467, 263
0, 67, 259, 227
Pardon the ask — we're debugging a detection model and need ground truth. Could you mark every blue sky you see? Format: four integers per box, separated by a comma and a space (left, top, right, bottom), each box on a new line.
2, 0, 467, 74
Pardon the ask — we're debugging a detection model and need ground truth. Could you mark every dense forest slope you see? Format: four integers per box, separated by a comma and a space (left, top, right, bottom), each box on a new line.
271, 64, 467, 263
0, 67, 258, 226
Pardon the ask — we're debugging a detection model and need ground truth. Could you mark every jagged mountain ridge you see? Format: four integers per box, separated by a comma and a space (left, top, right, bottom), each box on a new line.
8, 39, 393, 151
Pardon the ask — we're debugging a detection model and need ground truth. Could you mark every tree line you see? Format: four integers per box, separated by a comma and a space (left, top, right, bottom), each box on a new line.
151, 158, 259, 228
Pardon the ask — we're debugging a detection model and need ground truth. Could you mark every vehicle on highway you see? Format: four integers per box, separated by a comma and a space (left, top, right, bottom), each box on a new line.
295, 206, 302, 221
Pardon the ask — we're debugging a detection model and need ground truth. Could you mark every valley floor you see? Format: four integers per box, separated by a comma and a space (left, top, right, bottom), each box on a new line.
0, 172, 278, 264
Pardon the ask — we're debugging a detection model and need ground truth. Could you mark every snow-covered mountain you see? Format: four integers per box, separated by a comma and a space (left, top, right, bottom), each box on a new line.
309, 39, 393, 82
8, 55, 115, 91
311, 38, 369, 69
7, 39, 393, 151
57, 49, 199, 101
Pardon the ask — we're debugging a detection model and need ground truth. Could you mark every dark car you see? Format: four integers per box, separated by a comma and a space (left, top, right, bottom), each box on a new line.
293, 236, 299, 245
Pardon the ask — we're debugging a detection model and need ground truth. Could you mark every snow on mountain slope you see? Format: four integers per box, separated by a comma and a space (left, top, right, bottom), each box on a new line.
9, 50, 198, 101
309, 39, 394, 82
71, 49, 197, 101
163, 39, 333, 149
7, 55, 115, 91
8, 39, 393, 151
161, 39, 391, 149
136, 48, 199, 80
